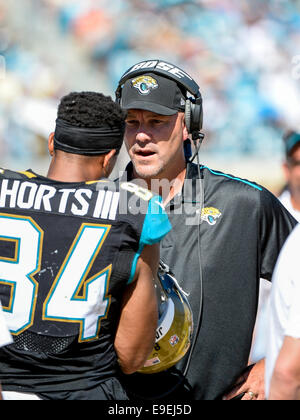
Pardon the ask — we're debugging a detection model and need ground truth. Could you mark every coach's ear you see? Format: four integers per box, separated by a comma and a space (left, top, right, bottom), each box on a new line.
48, 133, 55, 156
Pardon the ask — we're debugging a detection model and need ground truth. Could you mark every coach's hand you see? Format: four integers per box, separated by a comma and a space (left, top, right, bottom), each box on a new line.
223, 359, 266, 401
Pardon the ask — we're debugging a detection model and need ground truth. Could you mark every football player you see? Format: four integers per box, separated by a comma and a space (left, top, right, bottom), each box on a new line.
0, 91, 171, 400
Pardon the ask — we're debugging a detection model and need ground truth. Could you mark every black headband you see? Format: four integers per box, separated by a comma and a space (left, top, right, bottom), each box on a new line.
54, 118, 124, 156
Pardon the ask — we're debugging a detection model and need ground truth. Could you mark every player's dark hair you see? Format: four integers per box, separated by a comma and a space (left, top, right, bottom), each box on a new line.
54, 91, 126, 156
57, 91, 126, 130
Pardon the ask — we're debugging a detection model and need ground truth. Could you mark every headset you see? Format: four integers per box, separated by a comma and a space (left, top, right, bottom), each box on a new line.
115, 59, 204, 141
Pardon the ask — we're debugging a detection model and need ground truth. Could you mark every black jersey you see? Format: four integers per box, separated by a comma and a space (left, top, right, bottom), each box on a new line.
0, 169, 171, 394
121, 162, 297, 401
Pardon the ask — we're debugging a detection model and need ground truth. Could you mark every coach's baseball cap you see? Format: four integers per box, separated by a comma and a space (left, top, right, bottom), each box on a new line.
285, 131, 300, 156
120, 73, 186, 116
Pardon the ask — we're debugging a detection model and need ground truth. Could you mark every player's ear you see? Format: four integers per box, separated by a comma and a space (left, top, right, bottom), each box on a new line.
48, 133, 55, 156
103, 149, 117, 177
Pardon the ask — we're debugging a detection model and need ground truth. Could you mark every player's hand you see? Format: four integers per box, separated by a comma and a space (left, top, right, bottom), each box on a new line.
222, 359, 266, 401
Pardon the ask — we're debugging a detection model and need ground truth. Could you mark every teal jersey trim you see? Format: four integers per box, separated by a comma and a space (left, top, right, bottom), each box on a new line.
128, 244, 144, 286
127, 195, 172, 284
203, 166, 263, 191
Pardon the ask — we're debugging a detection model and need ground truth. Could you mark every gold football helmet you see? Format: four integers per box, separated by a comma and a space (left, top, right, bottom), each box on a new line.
139, 261, 194, 374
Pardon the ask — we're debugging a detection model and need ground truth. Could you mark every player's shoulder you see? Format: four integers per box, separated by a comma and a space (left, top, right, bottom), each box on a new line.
118, 181, 154, 202
0, 168, 39, 181
0, 168, 33, 180
118, 181, 172, 244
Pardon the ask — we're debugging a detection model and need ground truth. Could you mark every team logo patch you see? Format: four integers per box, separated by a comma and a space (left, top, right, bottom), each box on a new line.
201, 207, 222, 226
131, 76, 158, 95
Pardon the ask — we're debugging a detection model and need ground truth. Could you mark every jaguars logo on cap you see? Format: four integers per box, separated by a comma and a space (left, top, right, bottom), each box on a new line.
131, 76, 159, 95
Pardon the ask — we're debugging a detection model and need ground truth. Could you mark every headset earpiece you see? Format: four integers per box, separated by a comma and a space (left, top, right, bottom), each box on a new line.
191, 98, 203, 135
184, 98, 203, 137
184, 99, 192, 134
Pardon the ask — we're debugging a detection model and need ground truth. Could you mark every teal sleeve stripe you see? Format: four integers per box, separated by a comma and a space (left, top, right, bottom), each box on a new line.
203, 166, 263, 191
127, 195, 172, 284
127, 243, 144, 285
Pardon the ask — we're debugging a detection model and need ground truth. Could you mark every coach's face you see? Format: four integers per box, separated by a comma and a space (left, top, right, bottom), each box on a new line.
124, 110, 188, 180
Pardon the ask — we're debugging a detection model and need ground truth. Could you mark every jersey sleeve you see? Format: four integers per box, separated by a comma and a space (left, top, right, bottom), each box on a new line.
127, 195, 172, 284
259, 188, 298, 281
